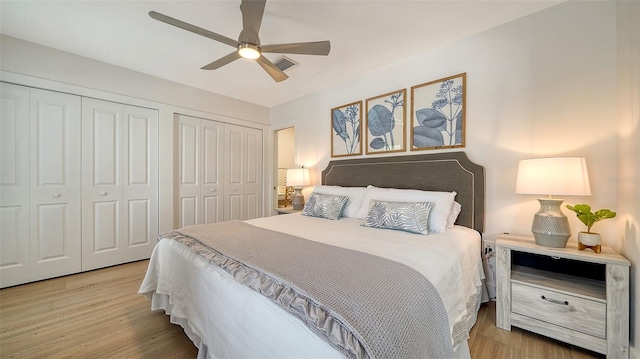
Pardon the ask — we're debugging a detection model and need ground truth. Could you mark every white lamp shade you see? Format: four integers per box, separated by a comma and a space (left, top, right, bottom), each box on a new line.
516, 157, 591, 196
286, 168, 310, 188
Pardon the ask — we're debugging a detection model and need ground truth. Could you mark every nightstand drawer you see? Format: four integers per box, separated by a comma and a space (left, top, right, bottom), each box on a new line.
511, 282, 606, 338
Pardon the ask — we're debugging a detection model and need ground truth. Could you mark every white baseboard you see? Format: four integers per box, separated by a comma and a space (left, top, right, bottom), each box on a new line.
630, 345, 638, 359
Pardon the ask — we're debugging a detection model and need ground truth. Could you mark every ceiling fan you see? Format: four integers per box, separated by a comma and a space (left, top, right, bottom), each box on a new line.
149, 0, 331, 82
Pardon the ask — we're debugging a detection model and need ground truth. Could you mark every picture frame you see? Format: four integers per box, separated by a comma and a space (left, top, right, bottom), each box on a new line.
331, 100, 362, 157
365, 89, 406, 154
410, 73, 466, 151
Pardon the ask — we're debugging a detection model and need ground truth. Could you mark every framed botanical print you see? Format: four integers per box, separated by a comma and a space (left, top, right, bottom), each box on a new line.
331, 100, 362, 157
410, 73, 466, 151
365, 89, 406, 154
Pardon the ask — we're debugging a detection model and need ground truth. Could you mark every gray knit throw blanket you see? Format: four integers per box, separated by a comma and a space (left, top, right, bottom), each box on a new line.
164, 221, 454, 359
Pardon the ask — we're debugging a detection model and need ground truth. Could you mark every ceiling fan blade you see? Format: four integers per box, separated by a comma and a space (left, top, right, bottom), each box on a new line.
149, 11, 239, 48
239, 0, 266, 45
201, 51, 242, 70
255, 56, 288, 82
261, 41, 331, 56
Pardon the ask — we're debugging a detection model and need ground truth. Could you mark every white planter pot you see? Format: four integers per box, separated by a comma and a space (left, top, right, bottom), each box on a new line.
577, 231, 602, 246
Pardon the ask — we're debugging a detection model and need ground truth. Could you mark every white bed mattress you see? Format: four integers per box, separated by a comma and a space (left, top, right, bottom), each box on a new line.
139, 214, 484, 359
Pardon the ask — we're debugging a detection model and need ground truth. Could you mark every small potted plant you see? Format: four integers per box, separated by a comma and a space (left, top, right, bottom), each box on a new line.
566, 204, 616, 253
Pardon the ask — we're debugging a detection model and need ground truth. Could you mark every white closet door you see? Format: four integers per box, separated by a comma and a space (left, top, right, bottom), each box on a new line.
82, 98, 158, 270
223, 124, 263, 221
224, 124, 244, 221
122, 104, 158, 262
0, 83, 31, 287
201, 120, 224, 224
178, 115, 202, 227
178, 115, 224, 226
29, 88, 81, 281
243, 127, 263, 220
82, 99, 122, 269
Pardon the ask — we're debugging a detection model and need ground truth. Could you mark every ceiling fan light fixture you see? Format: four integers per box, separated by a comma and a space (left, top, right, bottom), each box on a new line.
238, 44, 261, 59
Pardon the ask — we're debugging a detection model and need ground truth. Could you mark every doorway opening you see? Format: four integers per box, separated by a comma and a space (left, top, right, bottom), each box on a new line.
274, 127, 295, 209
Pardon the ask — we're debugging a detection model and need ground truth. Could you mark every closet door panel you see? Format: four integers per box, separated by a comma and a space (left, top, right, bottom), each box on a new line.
203, 196, 221, 224
226, 125, 243, 186
243, 128, 263, 220
127, 114, 150, 185
224, 124, 244, 221
82, 99, 122, 270
128, 199, 149, 246
92, 108, 119, 186
201, 121, 223, 224
30, 89, 81, 280
180, 197, 198, 227
178, 115, 201, 227
35, 204, 68, 257
0, 83, 30, 287
122, 105, 158, 262
82, 99, 159, 269
93, 201, 118, 252
227, 193, 243, 221
180, 122, 199, 186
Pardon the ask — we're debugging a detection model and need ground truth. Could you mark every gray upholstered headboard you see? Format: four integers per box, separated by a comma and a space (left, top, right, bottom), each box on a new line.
321, 152, 485, 233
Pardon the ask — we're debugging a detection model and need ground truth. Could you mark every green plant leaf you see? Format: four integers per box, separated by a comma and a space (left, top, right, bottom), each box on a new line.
566, 203, 616, 232
594, 209, 616, 220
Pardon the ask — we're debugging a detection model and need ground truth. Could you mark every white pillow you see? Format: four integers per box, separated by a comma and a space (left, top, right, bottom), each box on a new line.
312, 185, 367, 218
356, 186, 456, 233
446, 201, 462, 229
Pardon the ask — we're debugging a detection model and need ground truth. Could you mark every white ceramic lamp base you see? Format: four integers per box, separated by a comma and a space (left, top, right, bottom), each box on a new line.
531, 198, 571, 248
291, 188, 305, 210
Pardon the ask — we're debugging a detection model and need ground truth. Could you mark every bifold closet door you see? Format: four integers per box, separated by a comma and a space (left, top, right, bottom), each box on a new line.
29, 88, 82, 281
223, 124, 263, 221
81, 98, 158, 271
0, 83, 31, 287
201, 120, 224, 224
177, 114, 223, 227
243, 126, 263, 220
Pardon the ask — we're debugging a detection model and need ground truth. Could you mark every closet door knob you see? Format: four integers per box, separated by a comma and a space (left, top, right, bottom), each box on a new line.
52, 193, 61, 198
210, 189, 216, 192
232, 188, 238, 192
100, 192, 108, 196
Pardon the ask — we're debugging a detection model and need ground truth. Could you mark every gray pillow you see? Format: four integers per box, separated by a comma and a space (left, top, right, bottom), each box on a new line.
362, 200, 434, 234
302, 193, 349, 220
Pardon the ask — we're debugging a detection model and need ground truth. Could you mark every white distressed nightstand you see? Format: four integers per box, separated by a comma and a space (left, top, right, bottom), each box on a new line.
274, 207, 302, 215
496, 234, 630, 357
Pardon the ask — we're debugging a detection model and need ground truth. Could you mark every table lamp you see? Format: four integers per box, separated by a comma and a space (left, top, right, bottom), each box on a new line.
286, 168, 310, 210
516, 157, 591, 248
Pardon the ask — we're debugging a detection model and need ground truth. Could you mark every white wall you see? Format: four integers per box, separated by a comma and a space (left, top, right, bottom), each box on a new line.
0, 35, 270, 124
617, 0, 640, 357
1, 35, 271, 233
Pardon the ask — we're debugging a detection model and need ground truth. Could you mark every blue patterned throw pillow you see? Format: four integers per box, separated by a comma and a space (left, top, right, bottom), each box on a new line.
302, 193, 349, 220
362, 200, 435, 234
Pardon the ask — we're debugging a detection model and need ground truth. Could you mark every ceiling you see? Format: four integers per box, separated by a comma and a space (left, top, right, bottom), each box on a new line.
1, 0, 561, 108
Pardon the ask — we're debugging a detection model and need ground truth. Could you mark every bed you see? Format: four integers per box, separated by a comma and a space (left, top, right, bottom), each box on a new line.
139, 151, 486, 359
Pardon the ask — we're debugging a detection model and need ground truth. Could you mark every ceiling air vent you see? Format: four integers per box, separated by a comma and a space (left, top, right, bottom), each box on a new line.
273, 56, 298, 72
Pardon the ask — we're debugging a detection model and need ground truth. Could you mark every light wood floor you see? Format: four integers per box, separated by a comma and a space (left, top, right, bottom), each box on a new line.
1, 260, 605, 359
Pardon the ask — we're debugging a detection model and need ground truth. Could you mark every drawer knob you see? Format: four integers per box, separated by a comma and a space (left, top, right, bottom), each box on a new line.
541, 295, 568, 306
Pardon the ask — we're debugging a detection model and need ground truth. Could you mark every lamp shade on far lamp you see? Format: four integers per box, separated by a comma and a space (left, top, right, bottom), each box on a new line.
516, 157, 591, 248
286, 168, 310, 210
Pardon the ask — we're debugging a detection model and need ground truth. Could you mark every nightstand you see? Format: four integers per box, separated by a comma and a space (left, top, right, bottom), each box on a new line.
274, 207, 302, 215
496, 234, 630, 357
